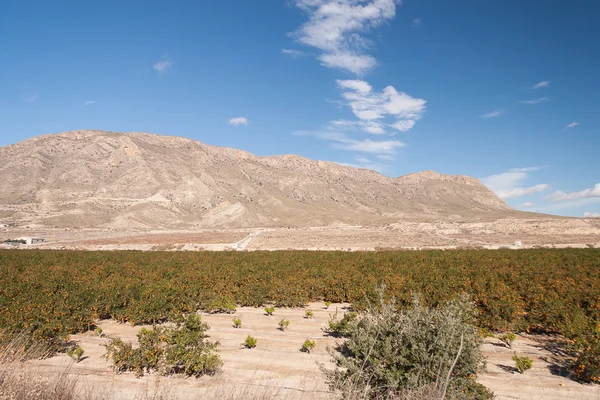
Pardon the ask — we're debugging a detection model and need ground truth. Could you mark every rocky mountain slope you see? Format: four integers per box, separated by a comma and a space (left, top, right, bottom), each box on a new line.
0, 130, 515, 229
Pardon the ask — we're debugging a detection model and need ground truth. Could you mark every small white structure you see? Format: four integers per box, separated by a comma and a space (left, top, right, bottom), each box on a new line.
514, 241, 522, 247
17, 237, 45, 245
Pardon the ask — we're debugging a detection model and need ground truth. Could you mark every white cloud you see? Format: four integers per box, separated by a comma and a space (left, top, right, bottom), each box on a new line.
530, 198, 600, 213
335, 79, 426, 134
481, 109, 504, 119
390, 120, 416, 132
584, 212, 600, 218
496, 184, 549, 200
294, 130, 404, 154
482, 168, 550, 200
337, 79, 372, 94
377, 154, 394, 160
291, 0, 398, 75
25, 93, 39, 103
319, 53, 376, 75
84, 100, 96, 106
564, 121, 580, 130
530, 81, 550, 89
547, 184, 600, 201
518, 202, 535, 208
227, 117, 249, 126
153, 54, 172, 74
281, 48, 308, 58
520, 97, 549, 105
411, 18, 422, 27
336, 156, 387, 172
510, 167, 540, 172
331, 119, 386, 134
337, 139, 403, 153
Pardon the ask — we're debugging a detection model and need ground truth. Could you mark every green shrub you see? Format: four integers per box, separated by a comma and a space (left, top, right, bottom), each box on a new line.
301, 339, 315, 353
304, 310, 314, 319
67, 346, 84, 363
232, 317, 242, 328
206, 296, 236, 314
569, 336, 600, 383
94, 327, 103, 337
324, 301, 332, 309
103, 314, 222, 377
512, 353, 533, 373
264, 306, 275, 316
243, 335, 257, 349
278, 319, 290, 331
323, 289, 492, 399
324, 309, 357, 337
499, 332, 516, 348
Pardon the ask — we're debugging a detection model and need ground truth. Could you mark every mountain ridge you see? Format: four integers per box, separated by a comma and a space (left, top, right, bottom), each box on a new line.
1, 130, 515, 229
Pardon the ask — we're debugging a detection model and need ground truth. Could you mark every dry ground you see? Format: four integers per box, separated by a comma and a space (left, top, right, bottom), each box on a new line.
8, 303, 600, 400
2, 219, 599, 252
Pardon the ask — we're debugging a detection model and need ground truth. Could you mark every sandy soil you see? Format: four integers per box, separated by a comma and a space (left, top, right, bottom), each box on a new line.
1, 222, 599, 252
12, 304, 600, 399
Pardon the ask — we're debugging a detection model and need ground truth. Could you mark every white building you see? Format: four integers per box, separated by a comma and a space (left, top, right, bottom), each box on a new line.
17, 237, 45, 245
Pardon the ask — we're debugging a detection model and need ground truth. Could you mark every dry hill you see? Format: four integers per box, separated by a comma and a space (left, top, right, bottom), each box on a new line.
0, 130, 516, 229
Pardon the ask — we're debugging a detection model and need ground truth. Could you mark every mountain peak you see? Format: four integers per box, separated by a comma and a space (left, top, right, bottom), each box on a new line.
0, 130, 512, 229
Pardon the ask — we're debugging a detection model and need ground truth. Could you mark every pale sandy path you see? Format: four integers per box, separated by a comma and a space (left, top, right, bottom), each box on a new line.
16, 303, 600, 399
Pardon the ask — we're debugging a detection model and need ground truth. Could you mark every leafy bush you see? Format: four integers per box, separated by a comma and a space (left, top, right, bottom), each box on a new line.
66, 346, 84, 363
304, 310, 314, 319
323, 289, 492, 399
512, 353, 533, 374
264, 306, 275, 316
243, 335, 257, 349
232, 317, 242, 328
103, 314, 222, 377
301, 339, 315, 353
205, 296, 236, 314
324, 309, 357, 337
94, 327, 103, 337
278, 319, 290, 331
570, 336, 600, 382
324, 301, 332, 309
499, 332, 516, 348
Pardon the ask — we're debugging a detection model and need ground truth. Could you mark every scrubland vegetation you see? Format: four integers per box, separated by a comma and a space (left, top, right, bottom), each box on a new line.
0, 248, 599, 385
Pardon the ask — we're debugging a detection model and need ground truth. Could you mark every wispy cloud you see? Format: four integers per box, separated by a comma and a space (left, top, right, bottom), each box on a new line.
530, 81, 550, 89
547, 183, 600, 201
335, 79, 426, 134
518, 202, 535, 208
336, 155, 387, 172
281, 48, 308, 58
84, 100, 96, 106
290, 0, 398, 75
227, 117, 249, 126
481, 109, 504, 119
519, 97, 549, 105
564, 121, 580, 130
482, 167, 550, 200
411, 17, 422, 27
25, 93, 39, 103
584, 212, 600, 218
153, 54, 172, 75
294, 130, 404, 155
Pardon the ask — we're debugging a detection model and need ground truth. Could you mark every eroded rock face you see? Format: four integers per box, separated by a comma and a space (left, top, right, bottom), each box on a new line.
1, 130, 514, 229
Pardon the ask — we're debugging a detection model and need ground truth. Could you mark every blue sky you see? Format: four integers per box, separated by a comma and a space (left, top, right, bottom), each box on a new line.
1, 0, 598, 217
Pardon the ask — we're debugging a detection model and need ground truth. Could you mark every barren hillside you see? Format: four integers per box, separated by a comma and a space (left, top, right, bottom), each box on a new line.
1, 130, 517, 229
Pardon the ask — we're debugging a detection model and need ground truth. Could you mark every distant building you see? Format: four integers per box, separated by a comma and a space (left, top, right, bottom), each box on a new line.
17, 237, 45, 245
514, 241, 522, 247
